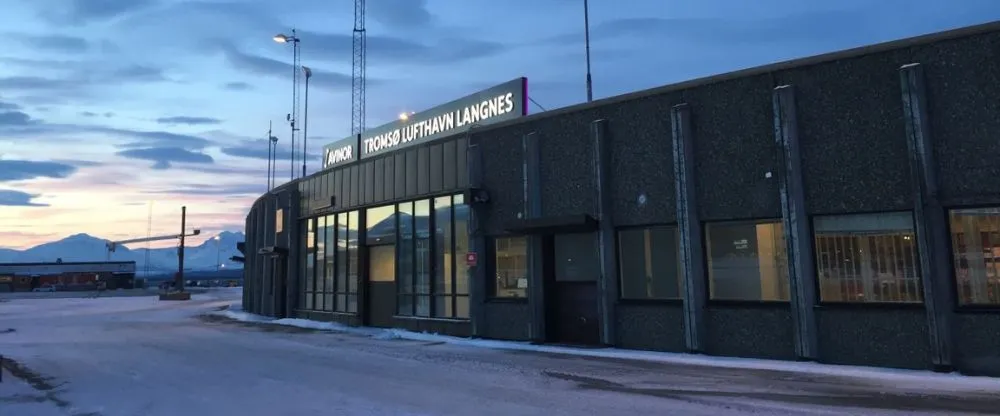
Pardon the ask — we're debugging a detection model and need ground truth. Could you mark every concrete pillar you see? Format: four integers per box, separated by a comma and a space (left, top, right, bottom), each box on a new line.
523, 132, 546, 343
671, 103, 708, 353
592, 119, 618, 346
467, 143, 488, 337
772, 85, 819, 361
899, 63, 955, 371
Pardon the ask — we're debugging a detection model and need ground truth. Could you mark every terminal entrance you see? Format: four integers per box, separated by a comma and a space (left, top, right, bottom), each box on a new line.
366, 244, 396, 328
544, 232, 602, 346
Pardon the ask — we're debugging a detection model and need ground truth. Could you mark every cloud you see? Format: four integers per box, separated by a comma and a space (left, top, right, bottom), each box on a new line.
142, 183, 266, 196
102, 128, 214, 150
106, 65, 168, 82
0, 110, 36, 126
40, 0, 160, 25
0, 189, 47, 207
16, 34, 90, 53
115, 147, 214, 170
544, 10, 868, 48
222, 82, 253, 91
298, 30, 507, 66
78, 111, 113, 118
155, 116, 223, 126
0, 159, 77, 182
0, 101, 20, 111
219, 45, 359, 91
369, 0, 433, 28
219, 139, 319, 162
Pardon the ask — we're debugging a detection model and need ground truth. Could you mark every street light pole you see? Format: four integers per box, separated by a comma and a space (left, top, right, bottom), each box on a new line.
302, 66, 312, 178
584, 0, 594, 103
273, 30, 302, 182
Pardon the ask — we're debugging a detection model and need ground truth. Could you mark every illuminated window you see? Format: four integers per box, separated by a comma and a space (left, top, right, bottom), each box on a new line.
493, 236, 528, 298
706, 220, 789, 302
950, 208, 1000, 306
397, 194, 469, 318
814, 212, 922, 303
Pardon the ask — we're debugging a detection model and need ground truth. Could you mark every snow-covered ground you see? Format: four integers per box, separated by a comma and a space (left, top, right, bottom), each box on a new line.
1, 289, 998, 416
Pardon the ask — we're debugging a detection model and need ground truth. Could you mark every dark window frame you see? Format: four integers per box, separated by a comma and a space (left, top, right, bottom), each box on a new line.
489, 234, 529, 301
703, 217, 791, 305
946, 205, 1000, 310
396, 193, 470, 320
615, 223, 683, 303
811, 210, 924, 307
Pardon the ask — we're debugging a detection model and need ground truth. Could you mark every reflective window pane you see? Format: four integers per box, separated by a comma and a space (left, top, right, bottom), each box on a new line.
814, 212, 921, 303
434, 196, 453, 297
347, 210, 359, 301
398, 202, 414, 296
618, 226, 681, 300
305, 218, 315, 309
336, 212, 349, 312
415, 200, 431, 297
324, 215, 336, 312
706, 220, 789, 301
315, 216, 326, 311
454, 194, 470, 295
366, 205, 396, 245
950, 208, 1000, 306
494, 236, 528, 298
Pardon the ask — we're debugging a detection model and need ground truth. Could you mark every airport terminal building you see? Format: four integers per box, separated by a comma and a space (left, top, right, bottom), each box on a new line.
243, 22, 1000, 376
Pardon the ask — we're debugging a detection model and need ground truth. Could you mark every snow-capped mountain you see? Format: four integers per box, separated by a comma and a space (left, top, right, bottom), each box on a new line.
0, 231, 245, 273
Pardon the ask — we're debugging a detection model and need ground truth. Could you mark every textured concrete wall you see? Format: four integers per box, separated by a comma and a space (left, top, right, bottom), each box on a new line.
816, 308, 932, 370
481, 302, 532, 341
704, 306, 797, 360
616, 304, 686, 352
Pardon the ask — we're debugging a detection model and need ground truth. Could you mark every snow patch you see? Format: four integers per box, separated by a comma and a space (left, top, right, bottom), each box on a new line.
213, 303, 1000, 393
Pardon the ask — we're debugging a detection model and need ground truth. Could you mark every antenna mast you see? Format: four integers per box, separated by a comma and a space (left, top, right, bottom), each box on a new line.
352, 0, 367, 135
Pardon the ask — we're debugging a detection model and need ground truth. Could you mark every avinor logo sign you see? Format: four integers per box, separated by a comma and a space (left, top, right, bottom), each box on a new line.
321, 77, 527, 169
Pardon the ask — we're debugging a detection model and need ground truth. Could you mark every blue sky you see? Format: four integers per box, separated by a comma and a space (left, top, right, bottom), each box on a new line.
1, 0, 999, 249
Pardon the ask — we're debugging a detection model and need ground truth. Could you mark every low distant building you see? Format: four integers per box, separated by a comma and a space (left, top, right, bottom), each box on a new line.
0, 261, 137, 292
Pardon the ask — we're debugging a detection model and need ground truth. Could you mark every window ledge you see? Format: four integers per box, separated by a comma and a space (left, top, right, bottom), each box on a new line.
955, 307, 1000, 314
486, 297, 528, 304
617, 298, 683, 306
814, 302, 925, 311
707, 300, 791, 309
393, 315, 470, 323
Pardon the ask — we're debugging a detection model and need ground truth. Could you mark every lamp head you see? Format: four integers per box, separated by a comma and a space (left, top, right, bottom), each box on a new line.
302, 66, 313, 78
273, 34, 289, 43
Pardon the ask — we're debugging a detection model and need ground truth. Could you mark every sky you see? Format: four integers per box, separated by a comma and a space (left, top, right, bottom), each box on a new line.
1, 0, 999, 250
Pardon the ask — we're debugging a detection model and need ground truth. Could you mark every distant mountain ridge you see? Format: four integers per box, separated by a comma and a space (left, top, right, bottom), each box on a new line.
0, 231, 245, 273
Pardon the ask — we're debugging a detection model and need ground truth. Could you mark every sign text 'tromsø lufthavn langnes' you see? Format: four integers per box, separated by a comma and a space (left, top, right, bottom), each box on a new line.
363, 91, 515, 155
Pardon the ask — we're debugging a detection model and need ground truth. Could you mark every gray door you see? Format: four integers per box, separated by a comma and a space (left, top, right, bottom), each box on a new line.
367, 245, 396, 327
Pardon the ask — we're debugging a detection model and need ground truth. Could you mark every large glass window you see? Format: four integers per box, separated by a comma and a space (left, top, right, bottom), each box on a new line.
453, 194, 470, 317
414, 199, 432, 316
346, 211, 360, 313
323, 215, 335, 311
814, 212, 921, 303
618, 226, 682, 300
397, 194, 470, 318
494, 236, 528, 298
303, 218, 316, 310
299, 213, 359, 314
397, 202, 415, 315
315, 216, 327, 311
950, 208, 1000, 306
705, 220, 789, 302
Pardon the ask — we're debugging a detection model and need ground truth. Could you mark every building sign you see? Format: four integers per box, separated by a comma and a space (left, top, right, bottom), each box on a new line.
321, 136, 358, 169
320, 77, 528, 170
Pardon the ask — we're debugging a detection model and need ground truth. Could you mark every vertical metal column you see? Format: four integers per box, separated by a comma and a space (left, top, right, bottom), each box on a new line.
592, 119, 618, 346
671, 104, 707, 353
467, 142, 487, 337
899, 63, 955, 371
772, 85, 819, 361
523, 132, 546, 343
